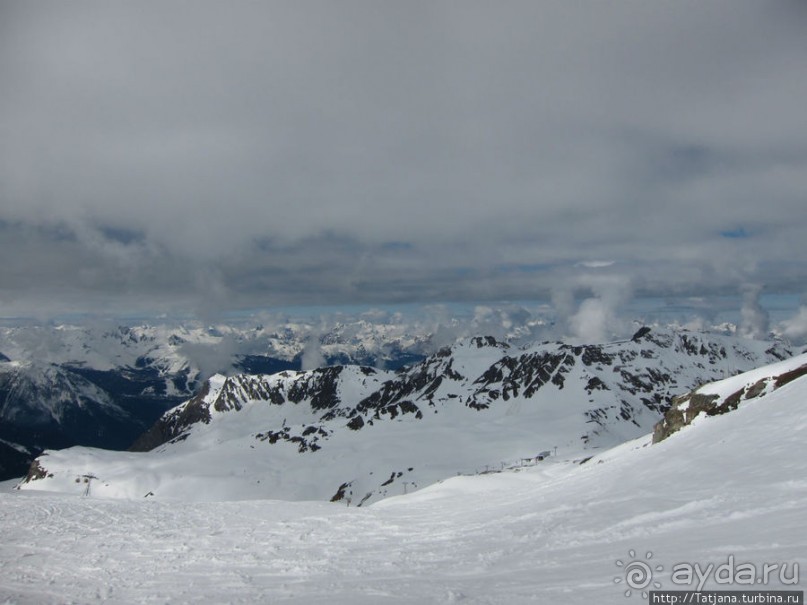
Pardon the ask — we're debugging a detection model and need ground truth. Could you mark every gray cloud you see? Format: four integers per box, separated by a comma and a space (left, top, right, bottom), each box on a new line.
550, 273, 633, 343
739, 284, 770, 340
300, 337, 326, 372
780, 306, 807, 345
179, 335, 242, 380
2, 1, 807, 319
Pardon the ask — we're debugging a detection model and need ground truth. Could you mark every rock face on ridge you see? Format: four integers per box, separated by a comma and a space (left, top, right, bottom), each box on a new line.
131, 328, 791, 454
129, 366, 370, 452
653, 360, 807, 443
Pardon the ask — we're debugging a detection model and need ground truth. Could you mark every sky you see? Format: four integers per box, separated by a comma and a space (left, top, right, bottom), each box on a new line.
2, 1, 807, 324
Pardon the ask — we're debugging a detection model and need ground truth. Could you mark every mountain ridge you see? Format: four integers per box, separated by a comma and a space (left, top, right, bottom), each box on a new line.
0, 320, 431, 479
19, 327, 793, 504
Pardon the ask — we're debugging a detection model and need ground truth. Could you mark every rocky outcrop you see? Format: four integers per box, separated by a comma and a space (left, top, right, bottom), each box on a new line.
129, 381, 213, 451
652, 393, 720, 443
653, 363, 807, 443
22, 456, 53, 483
131, 365, 385, 451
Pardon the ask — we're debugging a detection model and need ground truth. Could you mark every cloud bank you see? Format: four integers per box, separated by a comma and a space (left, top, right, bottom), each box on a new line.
2, 2, 807, 318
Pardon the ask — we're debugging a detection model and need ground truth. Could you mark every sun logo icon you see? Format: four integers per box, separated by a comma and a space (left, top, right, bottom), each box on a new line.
614, 549, 663, 598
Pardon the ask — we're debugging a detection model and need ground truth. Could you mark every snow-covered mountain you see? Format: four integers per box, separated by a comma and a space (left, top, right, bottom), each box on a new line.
0, 321, 431, 374
0, 359, 151, 478
19, 327, 792, 505
0, 321, 431, 479
0, 325, 199, 472
0, 360, 131, 435
3, 343, 806, 604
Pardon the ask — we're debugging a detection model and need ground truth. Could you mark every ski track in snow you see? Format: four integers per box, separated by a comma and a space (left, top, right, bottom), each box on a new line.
2, 363, 807, 604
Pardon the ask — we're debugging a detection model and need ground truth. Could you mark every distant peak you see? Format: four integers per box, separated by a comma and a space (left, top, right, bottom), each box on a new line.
631, 326, 652, 342
469, 336, 508, 349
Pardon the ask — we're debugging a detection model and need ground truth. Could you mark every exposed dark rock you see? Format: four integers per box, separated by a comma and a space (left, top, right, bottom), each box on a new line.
774, 363, 807, 389
577, 345, 614, 367
347, 415, 365, 431
652, 393, 720, 443
255, 423, 330, 452
765, 346, 789, 362
471, 336, 508, 349
653, 363, 807, 443
329, 481, 352, 503
22, 458, 53, 483
355, 354, 463, 415
129, 381, 212, 452
584, 376, 609, 393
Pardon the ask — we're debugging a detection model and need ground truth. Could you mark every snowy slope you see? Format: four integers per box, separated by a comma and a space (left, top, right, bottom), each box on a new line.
1, 353, 805, 604
0, 361, 125, 424
697, 352, 807, 399
17, 328, 791, 505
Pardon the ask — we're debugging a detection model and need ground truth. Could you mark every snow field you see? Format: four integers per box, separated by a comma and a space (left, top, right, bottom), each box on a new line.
2, 363, 806, 604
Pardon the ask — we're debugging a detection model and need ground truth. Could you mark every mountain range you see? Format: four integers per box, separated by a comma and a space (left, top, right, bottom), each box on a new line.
0, 321, 430, 479
18, 326, 792, 504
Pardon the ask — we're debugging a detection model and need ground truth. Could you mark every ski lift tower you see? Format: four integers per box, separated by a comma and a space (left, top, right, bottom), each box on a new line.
81, 474, 98, 497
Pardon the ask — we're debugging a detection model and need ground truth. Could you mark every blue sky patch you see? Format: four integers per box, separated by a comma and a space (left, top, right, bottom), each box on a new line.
720, 227, 750, 239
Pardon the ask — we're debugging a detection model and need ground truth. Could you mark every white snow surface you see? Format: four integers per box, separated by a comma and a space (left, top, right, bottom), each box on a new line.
696, 351, 807, 399
1, 356, 806, 604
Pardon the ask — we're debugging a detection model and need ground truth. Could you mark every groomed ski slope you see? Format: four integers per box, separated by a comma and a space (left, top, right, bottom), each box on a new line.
1, 356, 806, 604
